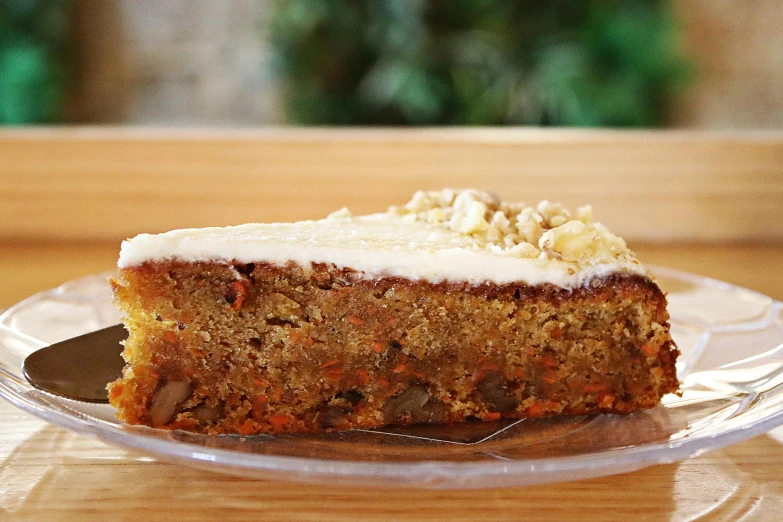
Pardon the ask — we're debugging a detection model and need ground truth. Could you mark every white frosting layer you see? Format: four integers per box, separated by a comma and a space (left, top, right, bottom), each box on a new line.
119, 205, 645, 288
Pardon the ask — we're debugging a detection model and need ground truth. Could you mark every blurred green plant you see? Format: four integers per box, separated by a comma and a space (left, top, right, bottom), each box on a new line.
270, 0, 691, 126
0, 0, 70, 124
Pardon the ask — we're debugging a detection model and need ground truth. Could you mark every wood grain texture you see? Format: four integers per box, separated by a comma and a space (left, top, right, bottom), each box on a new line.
2, 128, 783, 242
1, 242, 782, 521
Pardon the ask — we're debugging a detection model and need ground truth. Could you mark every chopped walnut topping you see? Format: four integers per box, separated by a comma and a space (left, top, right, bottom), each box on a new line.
327, 207, 353, 219
388, 189, 635, 267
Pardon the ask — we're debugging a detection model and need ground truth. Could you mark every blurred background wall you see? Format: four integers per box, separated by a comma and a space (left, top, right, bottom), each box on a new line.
2, 0, 782, 128
673, 0, 783, 129
68, 0, 280, 125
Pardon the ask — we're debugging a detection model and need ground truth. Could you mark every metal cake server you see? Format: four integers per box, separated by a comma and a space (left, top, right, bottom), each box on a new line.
22, 324, 126, 403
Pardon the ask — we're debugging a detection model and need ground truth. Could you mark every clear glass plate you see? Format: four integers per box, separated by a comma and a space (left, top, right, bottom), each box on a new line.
1, 266, 782, 489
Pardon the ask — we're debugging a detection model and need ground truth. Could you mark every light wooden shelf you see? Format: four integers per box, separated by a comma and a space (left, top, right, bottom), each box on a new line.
2, 128, 782, 242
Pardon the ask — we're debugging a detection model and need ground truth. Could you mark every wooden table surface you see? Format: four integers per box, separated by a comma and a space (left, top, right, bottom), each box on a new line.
1, 241, 782, 521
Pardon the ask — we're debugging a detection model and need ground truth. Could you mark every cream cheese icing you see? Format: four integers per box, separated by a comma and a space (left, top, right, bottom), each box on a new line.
118, 189, 644, 288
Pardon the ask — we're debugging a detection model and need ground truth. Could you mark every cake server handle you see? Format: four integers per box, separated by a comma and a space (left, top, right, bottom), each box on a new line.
22, 324, 126, 403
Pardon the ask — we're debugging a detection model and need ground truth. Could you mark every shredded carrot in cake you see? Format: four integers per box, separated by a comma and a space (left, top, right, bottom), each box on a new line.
230, 281, 247, 310
267, 414, 292, 430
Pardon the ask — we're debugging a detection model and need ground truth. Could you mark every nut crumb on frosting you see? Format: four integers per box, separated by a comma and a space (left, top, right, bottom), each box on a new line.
387, 189, 635, 267
327, 207, 353, 219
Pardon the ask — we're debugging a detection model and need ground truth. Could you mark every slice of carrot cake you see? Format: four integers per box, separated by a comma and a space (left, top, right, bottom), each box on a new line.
108, 189, 679, 435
